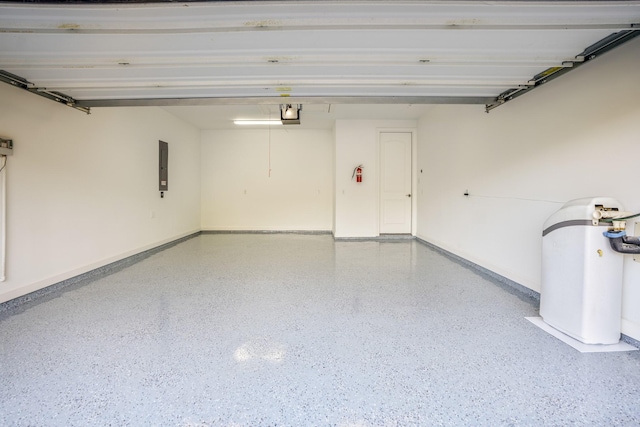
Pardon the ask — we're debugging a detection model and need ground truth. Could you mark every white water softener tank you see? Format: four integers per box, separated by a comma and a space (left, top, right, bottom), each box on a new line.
540, 197, 624, 345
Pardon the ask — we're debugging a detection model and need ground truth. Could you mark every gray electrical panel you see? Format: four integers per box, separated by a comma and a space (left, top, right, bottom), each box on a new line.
159, 140, 168, 191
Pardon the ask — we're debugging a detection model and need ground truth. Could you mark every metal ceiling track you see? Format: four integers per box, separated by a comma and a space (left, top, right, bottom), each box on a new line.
0, 70, 90, 114
485, 28, 640, 113
76, 96, 494, 108
0, 67, 491, 109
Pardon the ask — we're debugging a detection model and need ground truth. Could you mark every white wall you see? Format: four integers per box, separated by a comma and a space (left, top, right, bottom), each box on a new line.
416, 37, 640, 340
200, 128, 333, 231
0, 83, 201, 304
334, 120, 416, 238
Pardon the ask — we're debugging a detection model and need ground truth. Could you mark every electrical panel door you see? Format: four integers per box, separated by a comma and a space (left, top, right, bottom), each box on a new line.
159, 140, 168, 191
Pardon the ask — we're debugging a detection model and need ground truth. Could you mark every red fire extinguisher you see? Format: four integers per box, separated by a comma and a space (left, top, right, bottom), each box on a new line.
352, 165, 363, 183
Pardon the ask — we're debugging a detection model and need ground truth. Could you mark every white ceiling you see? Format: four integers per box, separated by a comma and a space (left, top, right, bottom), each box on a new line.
1, 1, 639, 129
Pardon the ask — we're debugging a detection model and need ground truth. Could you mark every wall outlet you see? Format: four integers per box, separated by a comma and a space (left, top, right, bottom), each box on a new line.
0, 137, 13, 156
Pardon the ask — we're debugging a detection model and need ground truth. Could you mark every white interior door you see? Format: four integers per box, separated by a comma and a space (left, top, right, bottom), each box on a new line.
379, 132, 412, 234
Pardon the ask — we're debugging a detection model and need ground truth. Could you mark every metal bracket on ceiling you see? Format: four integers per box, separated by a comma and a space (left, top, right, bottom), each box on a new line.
0, 70, 90, 114
485, 28, 640, 113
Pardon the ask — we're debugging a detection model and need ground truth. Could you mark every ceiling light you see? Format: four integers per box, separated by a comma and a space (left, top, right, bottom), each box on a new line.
280, 104, 301, 125
234, 120, 282, 126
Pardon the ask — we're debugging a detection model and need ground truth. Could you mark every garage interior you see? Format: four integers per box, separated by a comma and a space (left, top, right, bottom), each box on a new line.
1, 1, 640, 425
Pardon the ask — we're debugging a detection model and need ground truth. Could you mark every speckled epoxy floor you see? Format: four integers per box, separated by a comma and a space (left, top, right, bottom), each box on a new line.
1, 234, 639, 426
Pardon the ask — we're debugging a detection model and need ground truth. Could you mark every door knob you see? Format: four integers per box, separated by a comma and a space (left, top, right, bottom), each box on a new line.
406, 194, 411, 198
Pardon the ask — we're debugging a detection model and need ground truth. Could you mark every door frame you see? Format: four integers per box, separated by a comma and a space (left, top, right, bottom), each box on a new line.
376, 128, 417, 236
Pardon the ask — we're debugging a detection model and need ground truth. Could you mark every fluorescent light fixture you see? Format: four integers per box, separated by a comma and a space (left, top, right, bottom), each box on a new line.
233, 104, 301, 126
234, 119, 282, 126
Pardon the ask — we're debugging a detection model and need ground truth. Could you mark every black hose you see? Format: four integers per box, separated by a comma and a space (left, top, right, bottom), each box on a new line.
605, 234, 640, 254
